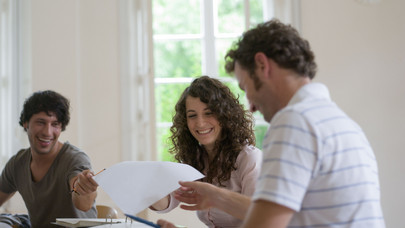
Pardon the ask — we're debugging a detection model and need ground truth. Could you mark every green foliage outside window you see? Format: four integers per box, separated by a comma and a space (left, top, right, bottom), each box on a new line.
217, 0, 244, 34
154, 41, 202, 78
155, 83, 190, 123
153, 0, 200, 35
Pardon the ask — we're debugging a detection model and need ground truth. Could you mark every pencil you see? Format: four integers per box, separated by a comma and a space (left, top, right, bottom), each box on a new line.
125, 214, 160, 228
94, 168, 106, 176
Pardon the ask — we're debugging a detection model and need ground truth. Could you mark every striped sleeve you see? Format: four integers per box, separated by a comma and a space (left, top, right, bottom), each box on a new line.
253, 109, 319, 211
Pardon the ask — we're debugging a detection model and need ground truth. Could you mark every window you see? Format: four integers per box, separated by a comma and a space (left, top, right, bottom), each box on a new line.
121, 0, 300, 161
0, 0, 30, 169
153, 0, 270, 161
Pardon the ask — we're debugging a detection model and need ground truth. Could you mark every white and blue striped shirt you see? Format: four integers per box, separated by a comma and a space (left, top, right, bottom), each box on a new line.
253, 83, 385, 227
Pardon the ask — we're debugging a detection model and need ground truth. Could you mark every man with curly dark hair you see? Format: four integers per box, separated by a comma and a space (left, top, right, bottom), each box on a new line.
151, 76, 262, 227
0, 90, 98, 228
158, 19, 384, 228
224, 18, 384, 228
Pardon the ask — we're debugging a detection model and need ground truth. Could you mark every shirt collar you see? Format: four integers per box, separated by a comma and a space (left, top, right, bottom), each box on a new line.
287, 82, 331, 106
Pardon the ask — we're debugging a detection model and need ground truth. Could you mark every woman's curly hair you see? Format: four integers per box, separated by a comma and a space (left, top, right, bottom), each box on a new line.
169, 76, 255, 186
225, 19, 317, 79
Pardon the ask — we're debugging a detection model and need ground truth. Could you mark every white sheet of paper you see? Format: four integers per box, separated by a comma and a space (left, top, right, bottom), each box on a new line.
93, 161, 204, 215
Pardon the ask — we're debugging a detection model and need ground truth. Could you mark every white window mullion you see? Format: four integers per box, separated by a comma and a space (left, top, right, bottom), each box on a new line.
244, 0, 250, 29
201, 0, 217, 77
263, 0, 275, 21
120, 0, 156, 161
153, 34, 202, 41
266, 0, 301, 31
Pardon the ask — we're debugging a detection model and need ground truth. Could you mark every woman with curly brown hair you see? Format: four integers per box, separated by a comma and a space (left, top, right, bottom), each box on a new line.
150, 75, 262, 228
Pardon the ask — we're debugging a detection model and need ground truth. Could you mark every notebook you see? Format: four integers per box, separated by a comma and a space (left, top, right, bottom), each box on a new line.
53, 218, 126, 227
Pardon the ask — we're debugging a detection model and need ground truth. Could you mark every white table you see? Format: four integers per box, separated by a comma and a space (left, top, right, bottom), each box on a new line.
95, 223, 152, 227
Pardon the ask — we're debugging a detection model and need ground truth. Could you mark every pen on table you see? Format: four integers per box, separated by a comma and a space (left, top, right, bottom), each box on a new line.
70, 168, 106, 195
125, 214, 160, 228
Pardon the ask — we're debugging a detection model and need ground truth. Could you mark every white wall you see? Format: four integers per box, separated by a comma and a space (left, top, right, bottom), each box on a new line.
31, 0, 123, 214
300, 0, 405, 227
3, 0, 404, 227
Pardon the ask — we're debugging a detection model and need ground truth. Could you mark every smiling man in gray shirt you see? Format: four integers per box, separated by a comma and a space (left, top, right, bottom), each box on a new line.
0, 90, 98, 228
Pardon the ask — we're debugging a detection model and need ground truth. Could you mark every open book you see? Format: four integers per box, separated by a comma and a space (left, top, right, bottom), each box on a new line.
53, 218, 126, 227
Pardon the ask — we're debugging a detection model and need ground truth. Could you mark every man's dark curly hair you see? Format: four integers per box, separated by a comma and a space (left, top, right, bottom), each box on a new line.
169, 76, 256, 186
19, 90, 70, 131
225, 19, 317, 79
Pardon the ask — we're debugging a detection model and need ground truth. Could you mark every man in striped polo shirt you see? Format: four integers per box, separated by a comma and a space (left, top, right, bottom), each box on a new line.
223, 19, 385, 227
157, 19, 385, 228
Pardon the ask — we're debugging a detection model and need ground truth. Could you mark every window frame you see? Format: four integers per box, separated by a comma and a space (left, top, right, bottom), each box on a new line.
120, 0, 301, 161
119, 0, 157, 161
0, 0, 31, 170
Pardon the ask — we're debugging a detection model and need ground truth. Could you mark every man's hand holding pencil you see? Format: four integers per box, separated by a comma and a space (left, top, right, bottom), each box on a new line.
72, 169, 102, 196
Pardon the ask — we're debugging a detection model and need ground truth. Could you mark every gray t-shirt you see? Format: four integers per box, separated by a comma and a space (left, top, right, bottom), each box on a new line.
0, 142, 97, 228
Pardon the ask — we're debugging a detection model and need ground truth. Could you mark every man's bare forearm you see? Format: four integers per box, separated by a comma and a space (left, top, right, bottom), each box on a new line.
213, 188, 251, 220
72, 191, 97, 211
